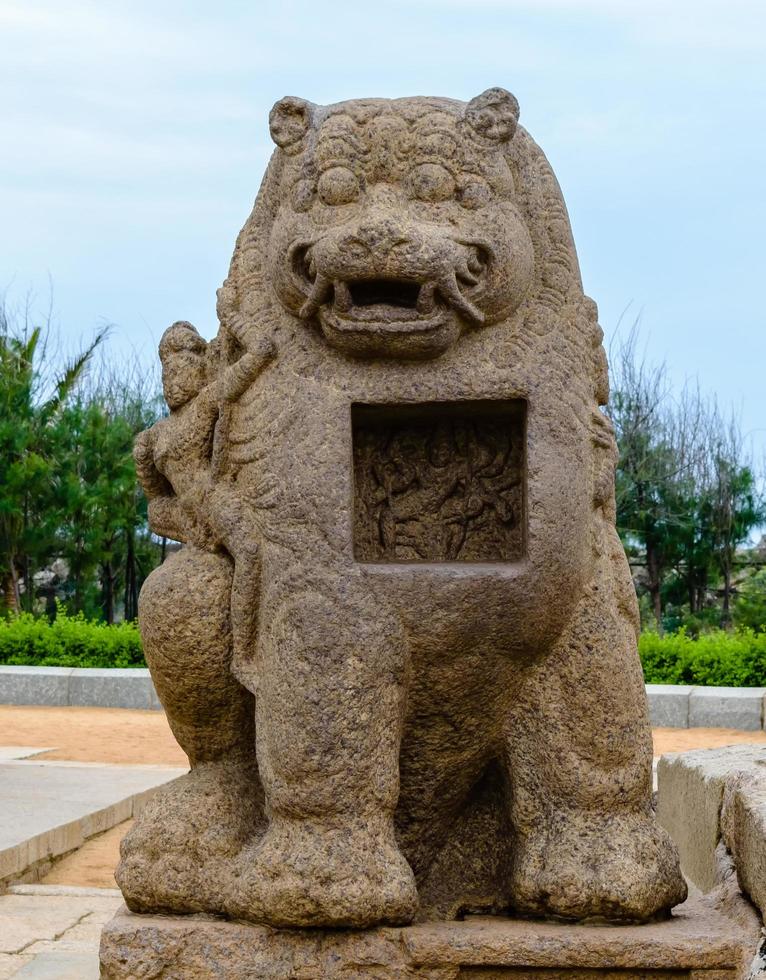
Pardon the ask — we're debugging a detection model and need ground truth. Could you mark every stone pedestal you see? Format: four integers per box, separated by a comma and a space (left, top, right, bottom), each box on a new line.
99, 899, 755, 979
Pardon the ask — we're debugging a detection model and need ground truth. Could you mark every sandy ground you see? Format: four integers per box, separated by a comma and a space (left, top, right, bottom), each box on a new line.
0, 706, 764, 889
0, 705, 188, 766
653, 726, 766, 754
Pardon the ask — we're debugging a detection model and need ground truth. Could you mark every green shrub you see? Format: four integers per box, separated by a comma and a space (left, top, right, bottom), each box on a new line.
733, 568, 766, 633
639, 627, 766, 687
0, 609, 145, 668
3, 611, 766, 686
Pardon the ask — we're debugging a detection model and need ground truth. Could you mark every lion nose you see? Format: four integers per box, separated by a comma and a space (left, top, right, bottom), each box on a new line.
343, 219, 408, 260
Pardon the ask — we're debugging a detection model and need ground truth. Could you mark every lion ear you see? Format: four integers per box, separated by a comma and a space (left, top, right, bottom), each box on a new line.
269, 96, 314, 153
464, 88, 520, 143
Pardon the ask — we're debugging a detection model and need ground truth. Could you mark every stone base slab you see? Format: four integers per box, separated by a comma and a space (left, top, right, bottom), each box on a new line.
99, 900, 755, 979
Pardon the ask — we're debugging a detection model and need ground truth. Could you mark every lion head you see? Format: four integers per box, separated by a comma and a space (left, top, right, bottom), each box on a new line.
261, 89, 535, 359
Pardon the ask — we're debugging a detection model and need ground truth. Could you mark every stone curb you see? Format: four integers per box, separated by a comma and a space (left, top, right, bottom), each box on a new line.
0, 666, 162, 711
0, 763, 186, 890
656, 745, 766, 922
1, 668, 766, 728
646, 683, 766, 731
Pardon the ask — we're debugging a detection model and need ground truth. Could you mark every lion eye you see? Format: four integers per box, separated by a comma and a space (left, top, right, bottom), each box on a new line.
317, 167, 360, 206
410, 163, 455, 203
291, 179, 315, 212
458, 181, 491, 210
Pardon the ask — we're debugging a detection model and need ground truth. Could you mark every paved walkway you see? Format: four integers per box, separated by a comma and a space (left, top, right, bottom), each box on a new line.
1, 750, 185, 887
0, 884, 121, 979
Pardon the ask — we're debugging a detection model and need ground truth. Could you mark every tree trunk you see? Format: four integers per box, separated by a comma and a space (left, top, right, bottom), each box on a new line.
124, 532, 138, 622
646, 544, 662, 631
2, 565, 20, 613
721, 562, 732, 626
101, 559, 114, 624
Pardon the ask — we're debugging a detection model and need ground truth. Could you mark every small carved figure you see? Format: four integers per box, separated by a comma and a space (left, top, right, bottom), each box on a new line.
134, 319, 275, 678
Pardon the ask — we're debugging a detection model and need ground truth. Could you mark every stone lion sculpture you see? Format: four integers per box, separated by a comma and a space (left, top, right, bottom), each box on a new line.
117, 88, 687, 928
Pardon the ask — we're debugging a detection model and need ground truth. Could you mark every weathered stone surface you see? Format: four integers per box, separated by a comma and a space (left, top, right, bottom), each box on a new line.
100, 901, 755, 979
647, 684, 694, 728
688, 687, 766, 732
0, 666, 72, 707
657, 746, 766, 895
115, 88, 686, 932
68, 668, 155, 710
721, 770, 766, 921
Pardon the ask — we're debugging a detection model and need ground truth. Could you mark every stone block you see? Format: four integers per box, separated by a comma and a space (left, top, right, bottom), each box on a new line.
657, 745, 766, 892
0, 667, 72, 707
99, 904, 752, 979
67, 668, 153, 709
647, 684, 693, 727
688, 687, 766, 731
721, 769, 766, 921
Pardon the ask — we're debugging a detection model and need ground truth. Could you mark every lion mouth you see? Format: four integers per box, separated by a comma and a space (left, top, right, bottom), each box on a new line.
300, 276, 483, 335
332, 278, 440, 332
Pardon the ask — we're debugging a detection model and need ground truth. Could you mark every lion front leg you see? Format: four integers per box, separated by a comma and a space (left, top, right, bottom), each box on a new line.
503, 528, 687, 921
116, 547, 265, 917
228, 560, 418, 928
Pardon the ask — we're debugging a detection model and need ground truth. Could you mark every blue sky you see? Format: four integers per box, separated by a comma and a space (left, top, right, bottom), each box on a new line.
2, 0, 765, 454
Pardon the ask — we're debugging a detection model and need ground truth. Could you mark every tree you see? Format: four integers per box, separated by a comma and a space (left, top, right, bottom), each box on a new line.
0, 302, 105, 612
52, 370, 162, 622
609, 322, 765, 632
701, 411, 765, 624
608, 325, 705, 627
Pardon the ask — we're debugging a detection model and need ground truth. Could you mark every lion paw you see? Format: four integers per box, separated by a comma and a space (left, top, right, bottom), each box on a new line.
227, 817, 418, 927
116, 756, 265, 916
509, 810, 687, 922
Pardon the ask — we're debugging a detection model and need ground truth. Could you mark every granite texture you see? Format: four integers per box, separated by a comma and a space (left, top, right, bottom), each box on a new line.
688, 687, 766, 732
721, 769, 766, 922
657, 745, 766, 901
116, 88, 686, 929
647, 684, 694, 728
99, 898, 757, 980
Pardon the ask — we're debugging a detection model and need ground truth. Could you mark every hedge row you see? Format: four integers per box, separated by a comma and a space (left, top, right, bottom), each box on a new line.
2, 613, 766, 686
0, 611, 145, 668
639, 628, 766, 687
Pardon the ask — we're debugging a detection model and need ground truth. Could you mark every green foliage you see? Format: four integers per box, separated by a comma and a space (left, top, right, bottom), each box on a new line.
0, 308, 106, 612
0, 608, 145, 668
639, 627, 766, 687
733, 568, 766, 633
0, 302, 163, 621
608, 323, 766, 630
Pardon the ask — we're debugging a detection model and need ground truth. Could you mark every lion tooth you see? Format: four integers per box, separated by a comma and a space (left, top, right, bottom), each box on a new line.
299, 273, 332, 319
334, 281, 352, 312
457, 259, 479, 286
437, 273, 484, 325
417, 283, 436, 314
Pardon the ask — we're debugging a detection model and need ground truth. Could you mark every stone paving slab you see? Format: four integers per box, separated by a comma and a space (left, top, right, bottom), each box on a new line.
0, 885, 121, 978
0, 760, 185, 885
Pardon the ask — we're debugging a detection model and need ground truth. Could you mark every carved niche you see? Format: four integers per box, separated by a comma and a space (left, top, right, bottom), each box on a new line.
352, 400, 526, 562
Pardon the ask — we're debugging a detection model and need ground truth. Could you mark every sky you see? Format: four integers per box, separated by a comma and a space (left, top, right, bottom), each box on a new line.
2, 0, 765, 455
